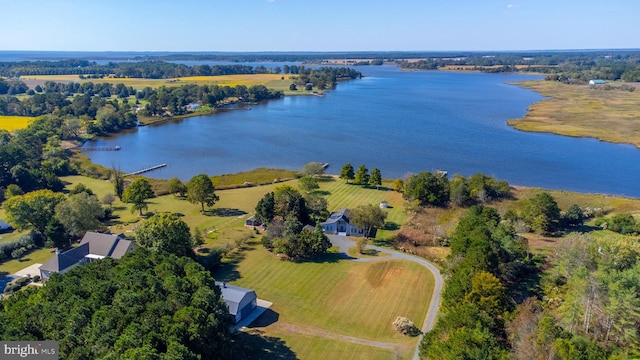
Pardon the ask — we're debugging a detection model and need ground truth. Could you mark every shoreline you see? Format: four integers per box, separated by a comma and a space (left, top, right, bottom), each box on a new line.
507, 80, 640, 149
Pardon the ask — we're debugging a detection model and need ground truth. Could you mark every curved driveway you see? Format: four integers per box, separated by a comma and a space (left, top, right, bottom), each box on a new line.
328, 235, 444, 360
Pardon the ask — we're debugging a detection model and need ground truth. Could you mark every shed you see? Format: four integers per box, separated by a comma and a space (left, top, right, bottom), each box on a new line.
245, 215, 262, 228
217, 282, 257, 324
0, 219, 11, 231
589, 79, 606, 85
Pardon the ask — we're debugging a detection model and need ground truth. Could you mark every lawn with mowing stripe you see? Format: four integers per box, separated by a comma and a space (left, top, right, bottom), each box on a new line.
218, 244, 433, 347
317, 177, 406, 239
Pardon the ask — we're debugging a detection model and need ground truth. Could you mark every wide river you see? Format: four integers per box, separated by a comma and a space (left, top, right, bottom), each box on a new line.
85, 65, 640, 197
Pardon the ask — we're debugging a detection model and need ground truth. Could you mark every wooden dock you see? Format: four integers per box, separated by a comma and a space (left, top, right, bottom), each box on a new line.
124, 164, 167, 177
78, 145, 121, 151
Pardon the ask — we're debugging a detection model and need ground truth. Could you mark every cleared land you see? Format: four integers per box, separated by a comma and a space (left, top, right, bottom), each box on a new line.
508, 80, 640, 148
216, 242, 433, 359
0, 115, 36, 132
20, 74, 299, 93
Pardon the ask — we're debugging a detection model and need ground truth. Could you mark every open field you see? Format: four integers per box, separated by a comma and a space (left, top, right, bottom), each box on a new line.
0, 115, 36, 132
212, 168, 298, 188
20, 74, 298, 91
217, 241, 432, 358
508, 80, 640, 148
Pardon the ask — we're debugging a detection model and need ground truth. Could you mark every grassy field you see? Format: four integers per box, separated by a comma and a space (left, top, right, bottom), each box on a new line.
508, 80, 640, 148
20, 74, 299, 92
217, 241, 432, 359
212, 168, 298, 188
0, 115, 36, 132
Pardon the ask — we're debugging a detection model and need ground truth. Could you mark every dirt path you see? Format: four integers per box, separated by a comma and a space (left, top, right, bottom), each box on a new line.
271, 321, 405, 352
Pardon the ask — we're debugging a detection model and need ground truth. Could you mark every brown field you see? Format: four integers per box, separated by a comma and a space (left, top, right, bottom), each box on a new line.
508, 80, 640, 148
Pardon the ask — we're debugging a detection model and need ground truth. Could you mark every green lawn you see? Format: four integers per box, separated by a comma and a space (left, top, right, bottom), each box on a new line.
318, 177, 407, 240
240, 328, 399, 360
216, 242, 433, 354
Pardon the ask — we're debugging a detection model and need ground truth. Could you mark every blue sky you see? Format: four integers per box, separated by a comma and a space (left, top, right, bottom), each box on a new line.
1, 0, 638, 52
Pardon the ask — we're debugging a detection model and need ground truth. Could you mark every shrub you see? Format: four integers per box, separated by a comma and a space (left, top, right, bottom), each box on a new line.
32, 275, 41, 283
393, 316, 422, 336
11, 247, 26, 259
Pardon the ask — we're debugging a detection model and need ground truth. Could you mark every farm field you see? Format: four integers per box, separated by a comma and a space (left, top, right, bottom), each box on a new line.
0, 115, 36, 132
20, 74, 297, 91
508, 80, 640, 148
216, 241, 433, 359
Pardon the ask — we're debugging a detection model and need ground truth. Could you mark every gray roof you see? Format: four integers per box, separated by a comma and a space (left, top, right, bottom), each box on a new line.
40, 243, 89, 273
320, 208, 351, 225
0, 219, 10, 230
79, 232, 133, 259
40, 232, 134, 275
216, 282, 256, 316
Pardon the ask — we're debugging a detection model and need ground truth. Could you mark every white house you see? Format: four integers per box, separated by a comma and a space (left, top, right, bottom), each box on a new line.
320, 209, 366, 236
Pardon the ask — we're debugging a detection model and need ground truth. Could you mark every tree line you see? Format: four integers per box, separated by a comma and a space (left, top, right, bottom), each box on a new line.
0, 59, 362, 81
398, 51, 640, 83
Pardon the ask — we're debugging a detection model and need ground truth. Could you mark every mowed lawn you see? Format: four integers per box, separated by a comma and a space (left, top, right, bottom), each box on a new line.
217, 244, 433, 358
60, 175, 406, 242
0, 115, 36, 132
318, 177, 407, 240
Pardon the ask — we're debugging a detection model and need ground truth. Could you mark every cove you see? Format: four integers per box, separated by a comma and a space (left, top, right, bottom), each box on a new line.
84, 65, 640, 198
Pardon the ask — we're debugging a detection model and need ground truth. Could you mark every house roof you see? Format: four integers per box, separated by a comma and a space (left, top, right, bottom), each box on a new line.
320, 208, 351, 225
79, 232, 134, 259
40, 232, 134, 275
40, 243, 89, 273
216, 282, 257, 316
0, 219, 10, 230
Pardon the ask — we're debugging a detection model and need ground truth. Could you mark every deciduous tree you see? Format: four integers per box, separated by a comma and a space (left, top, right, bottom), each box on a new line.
187, 174, 219, 212
300, 161, 325, 177
122, 178, 154, 215
4, 189, 65, 236
350, 204, 387, 238
298, 176, 319, 193
54, 192, 104, 237
167, 177, 187, 197
135, 213, 194, 257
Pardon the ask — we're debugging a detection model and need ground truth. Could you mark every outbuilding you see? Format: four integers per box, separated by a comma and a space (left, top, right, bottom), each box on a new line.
217, 282, 257, 324
0, 219, 11, 231
589, 79, 606, 85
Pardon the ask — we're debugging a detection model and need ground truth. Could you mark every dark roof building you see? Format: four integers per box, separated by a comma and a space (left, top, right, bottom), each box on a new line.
39, 232, 135, 280
216, 282, 257, 324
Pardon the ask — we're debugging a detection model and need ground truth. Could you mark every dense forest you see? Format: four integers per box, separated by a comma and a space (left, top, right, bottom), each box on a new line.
0, 250, 234, 359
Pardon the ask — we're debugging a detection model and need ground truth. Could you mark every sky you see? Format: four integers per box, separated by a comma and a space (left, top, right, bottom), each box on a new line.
1, 0, 638, 52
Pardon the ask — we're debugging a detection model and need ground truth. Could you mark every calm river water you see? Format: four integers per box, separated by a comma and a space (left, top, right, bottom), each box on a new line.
85, 66, 640, 197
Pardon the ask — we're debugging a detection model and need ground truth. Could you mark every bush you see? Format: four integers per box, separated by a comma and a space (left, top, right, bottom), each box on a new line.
11, 247, 26, 259
393, 316, 422, 336
32, 275, 41, 283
